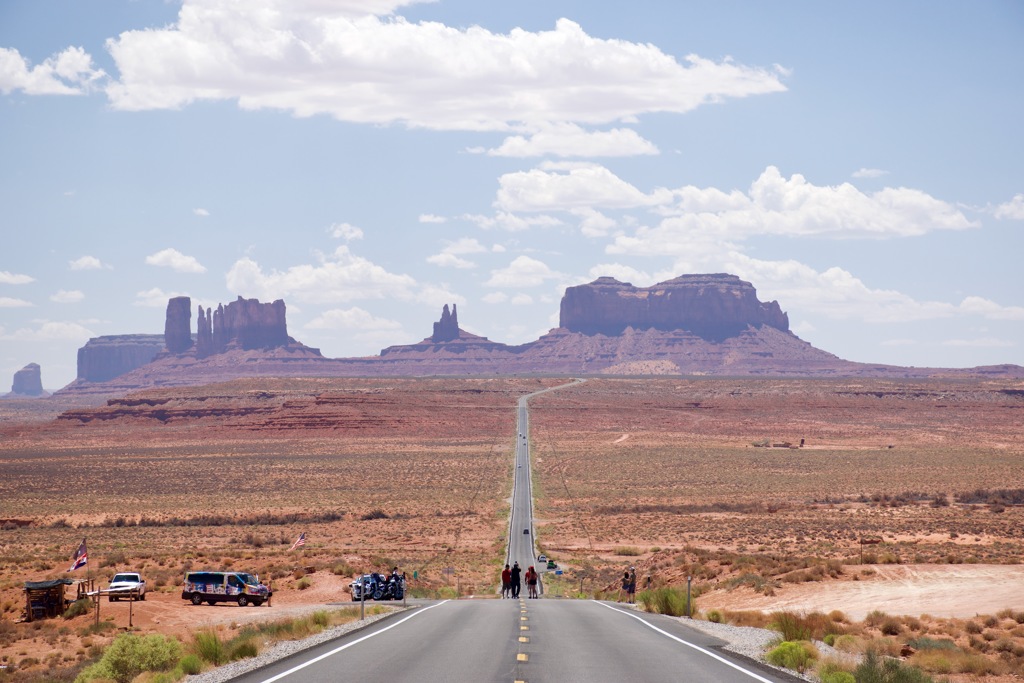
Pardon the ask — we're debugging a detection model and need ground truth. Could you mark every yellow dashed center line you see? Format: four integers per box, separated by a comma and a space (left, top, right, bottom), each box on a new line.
519, 636, 529, 643
517, 653, 529, 662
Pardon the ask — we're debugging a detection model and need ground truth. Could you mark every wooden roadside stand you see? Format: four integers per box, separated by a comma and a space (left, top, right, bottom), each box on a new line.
23, 578, 93, 622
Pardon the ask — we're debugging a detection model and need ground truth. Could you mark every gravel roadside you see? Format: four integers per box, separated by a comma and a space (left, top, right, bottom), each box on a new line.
679, 617, 860, 682
186, 606, 409, 683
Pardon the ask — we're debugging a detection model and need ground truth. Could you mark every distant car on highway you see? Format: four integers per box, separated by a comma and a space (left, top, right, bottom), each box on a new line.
537, 554, 547, 563
108, 572, 145, 601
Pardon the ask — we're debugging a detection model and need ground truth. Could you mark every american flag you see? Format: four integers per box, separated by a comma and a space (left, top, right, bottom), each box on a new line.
289, 532, 306, 551
68, 538, 87, 572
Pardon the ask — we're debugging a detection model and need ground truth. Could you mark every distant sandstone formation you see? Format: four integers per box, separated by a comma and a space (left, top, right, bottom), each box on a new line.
196, 296, 291, 356
164, 297, 194, 354
560, 274, 789, 341
432, 304, 460, 342
56, 274, 1024, 396
76, 334, 166, 383
10, 363, 44, 396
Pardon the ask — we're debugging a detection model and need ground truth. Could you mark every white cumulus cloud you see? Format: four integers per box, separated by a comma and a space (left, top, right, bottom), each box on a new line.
69, 255, 108, 271
992, 193, 1024, 220
0, 46, 105, 96
2, 321, 94, 341
50, 290, 85, 304
485, 255, 564, 288
609, 166, 978, 259
463, 212, 563, 232
496, 162, 673, 212
719, 254, 1024, 327
134, 287, 187, 307
482, 123, 659, 158
0, 271, 34, 284
193, 208, 210, 217
104, 3, 785, 131
852, 168, 889, 179
426, 253, 475, 269
145, 248, 207, 273
427, 237, 489, 269
226, 246, 460, 306
418, 214, 447, 224
330, 222, 365, 241
0, 297, 33, 308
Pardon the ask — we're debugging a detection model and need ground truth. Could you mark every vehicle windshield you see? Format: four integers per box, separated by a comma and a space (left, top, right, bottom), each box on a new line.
237, 573, 259, 586
111, 574, 135, 582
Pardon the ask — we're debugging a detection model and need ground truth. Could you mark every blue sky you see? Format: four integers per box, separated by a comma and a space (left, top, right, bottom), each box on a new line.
2, 0, 1023, 390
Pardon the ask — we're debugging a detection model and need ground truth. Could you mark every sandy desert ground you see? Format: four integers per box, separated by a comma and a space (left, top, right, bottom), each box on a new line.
1, 375, 1023, 680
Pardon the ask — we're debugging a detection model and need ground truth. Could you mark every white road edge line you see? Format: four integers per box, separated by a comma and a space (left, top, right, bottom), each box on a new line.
594, 602, 775, 683
258, 601, 450, 683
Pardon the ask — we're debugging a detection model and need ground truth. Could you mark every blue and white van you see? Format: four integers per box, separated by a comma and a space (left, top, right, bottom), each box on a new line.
181, 571, 271, 607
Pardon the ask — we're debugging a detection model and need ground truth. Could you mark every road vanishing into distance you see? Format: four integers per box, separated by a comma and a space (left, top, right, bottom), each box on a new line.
232, 379, 798, 683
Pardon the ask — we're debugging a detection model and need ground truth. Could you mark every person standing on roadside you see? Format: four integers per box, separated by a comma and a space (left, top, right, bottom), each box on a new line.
618, 570, 630, 602
526, 565, 538, 599
627, 566, 637, 604
510, 561, 522, 599
501, 564, 512, 598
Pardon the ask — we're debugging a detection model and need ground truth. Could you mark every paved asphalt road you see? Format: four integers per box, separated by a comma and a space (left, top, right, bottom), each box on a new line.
234, 599, 796, 683
230, 379, 798, 682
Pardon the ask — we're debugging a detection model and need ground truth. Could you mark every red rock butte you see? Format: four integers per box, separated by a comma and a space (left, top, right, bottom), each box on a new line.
55, 274, 1024, 396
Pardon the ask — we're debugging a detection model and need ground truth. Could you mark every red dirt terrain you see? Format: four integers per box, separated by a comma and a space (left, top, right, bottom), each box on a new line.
1, 375, 1023, 680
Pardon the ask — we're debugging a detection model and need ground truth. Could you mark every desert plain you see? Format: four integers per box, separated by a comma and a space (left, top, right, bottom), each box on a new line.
1, 375, 1023, 680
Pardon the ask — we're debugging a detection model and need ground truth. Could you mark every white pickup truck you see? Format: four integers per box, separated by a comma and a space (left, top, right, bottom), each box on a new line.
108, 572, 146, 601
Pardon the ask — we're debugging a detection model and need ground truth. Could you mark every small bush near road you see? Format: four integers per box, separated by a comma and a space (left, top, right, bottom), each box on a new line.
178, 654, 203, 675
74, 633, 181, 683
637, 587, 694, 617
853, 650, 936, 683
818, 660, 856, 683
770, 611, 811, 641
192, 630, 226, 665
63, 598, 92, 620
766, 640, 817, 673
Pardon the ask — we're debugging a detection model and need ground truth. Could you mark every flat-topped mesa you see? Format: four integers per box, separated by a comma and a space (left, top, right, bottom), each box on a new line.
560, 274, 790, 342
431, 304, 460, 342
11, 363, 44, 396
77, 335, 166, 382
194, 296, 290, 357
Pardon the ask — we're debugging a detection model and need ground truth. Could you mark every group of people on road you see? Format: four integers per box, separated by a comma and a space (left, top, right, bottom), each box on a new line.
501, 561, 540, 599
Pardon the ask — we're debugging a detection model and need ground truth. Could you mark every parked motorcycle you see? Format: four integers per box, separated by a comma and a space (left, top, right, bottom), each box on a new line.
350, 573, 404, 601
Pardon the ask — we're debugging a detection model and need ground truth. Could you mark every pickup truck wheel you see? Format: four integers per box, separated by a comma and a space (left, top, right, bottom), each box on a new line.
191, 594, 203, 606
237, 595, 249, 607
140, 593, 145, 601
109, 596, 117, 602
252, 599, 264, 607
